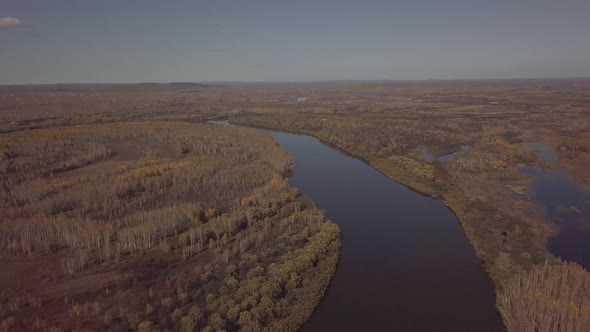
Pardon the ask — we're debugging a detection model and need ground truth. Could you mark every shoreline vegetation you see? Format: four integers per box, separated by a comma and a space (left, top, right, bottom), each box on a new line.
230, 112, 590, 331
0, 121, 340, 331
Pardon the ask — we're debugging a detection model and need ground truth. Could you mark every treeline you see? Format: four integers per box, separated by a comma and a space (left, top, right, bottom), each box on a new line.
232, 114, 468, 160
0, 86, 238, 134
498, 261, 590, 332
0, 122, 340, 331
1, 122, 290, 255
129, 217, 339, 332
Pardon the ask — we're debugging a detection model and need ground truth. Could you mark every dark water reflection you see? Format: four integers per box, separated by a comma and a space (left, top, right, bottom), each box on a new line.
519, 142, 590, 269
520, 166, 590, 269
523, 143, 558, 163
270, 132, 502, 332
208, 121, 503, 331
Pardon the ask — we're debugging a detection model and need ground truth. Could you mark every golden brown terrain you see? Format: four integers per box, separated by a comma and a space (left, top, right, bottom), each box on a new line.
0, 119, 339, 331
1, 79, 590, 331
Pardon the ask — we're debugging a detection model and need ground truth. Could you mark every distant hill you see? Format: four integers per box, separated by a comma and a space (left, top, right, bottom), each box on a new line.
167, 82, 208, 87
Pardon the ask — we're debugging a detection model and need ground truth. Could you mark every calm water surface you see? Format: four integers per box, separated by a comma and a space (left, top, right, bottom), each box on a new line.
211, 121, 504, 331
523, 143, 559, 163
520, 165, 590, 269
272, 132, 502, 332
519, 143, 590, 269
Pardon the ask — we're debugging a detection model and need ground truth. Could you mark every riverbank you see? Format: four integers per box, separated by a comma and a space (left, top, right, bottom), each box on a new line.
229, 116, 554, 283
230, 113, 588, 331
230, 111, 590, 330
258, 115, 590, 331
249, 127, 504, 331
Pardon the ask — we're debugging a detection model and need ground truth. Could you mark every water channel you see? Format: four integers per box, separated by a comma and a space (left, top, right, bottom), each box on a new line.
209, 120, 504, 331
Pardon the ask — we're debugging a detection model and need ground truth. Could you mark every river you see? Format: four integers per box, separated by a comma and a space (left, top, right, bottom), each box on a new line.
209, 120, 504, 331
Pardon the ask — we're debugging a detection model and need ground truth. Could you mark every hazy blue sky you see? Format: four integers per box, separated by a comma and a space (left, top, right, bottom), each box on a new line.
1, 0, 589, 84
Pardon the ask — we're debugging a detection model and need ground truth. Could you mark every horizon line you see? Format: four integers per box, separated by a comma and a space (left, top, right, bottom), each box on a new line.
1, 76, 590, 87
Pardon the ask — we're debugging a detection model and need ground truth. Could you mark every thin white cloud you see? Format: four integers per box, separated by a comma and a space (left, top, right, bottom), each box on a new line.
0, 17, 25, 29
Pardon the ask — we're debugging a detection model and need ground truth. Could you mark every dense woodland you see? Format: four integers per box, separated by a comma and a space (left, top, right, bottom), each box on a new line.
0, 121, 339, 331
498, 262, 590, 332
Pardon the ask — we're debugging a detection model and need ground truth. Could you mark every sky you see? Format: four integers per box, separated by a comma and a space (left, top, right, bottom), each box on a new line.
1, 0, 589, 84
